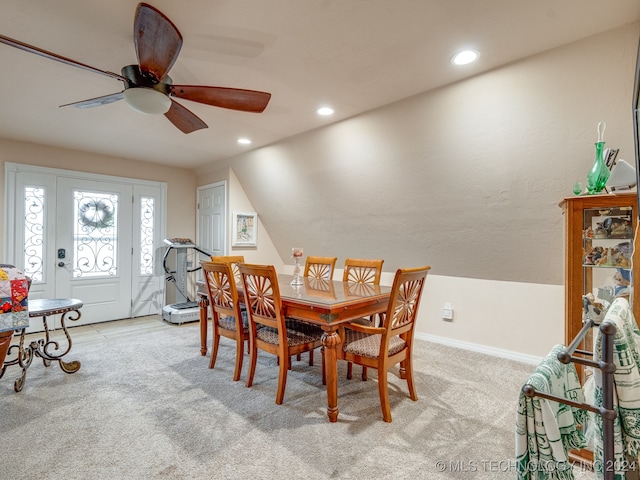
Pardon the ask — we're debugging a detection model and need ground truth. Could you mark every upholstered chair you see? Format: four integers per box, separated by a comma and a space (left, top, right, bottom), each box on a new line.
239, 263, 324, 405
200, 260, 248, 381
337, 265, 430, 422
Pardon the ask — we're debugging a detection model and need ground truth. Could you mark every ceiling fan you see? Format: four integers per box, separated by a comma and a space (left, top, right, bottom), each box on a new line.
0, 2, 271, 134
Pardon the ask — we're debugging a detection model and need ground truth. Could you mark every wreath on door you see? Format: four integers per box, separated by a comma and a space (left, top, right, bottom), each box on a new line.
78, 199, 115, 229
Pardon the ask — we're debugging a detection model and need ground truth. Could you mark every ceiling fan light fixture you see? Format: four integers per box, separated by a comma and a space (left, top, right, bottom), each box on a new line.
124, 87, 171, 115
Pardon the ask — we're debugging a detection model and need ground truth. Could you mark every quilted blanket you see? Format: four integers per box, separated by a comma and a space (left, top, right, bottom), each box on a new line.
516, 344, 587, 479
0, 264, 29, 332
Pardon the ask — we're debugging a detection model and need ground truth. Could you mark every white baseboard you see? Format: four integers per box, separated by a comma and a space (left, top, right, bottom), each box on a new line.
416, 332, 543, 366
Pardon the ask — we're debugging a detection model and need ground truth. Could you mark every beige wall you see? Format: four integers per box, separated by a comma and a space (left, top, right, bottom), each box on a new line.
194, 23, 639, 361
221, 23, 639, 287
199, 166, 565, 362
0, 138, 197, 258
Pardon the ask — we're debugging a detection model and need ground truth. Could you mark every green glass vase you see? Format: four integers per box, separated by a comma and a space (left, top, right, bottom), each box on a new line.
586, 141, 609, 194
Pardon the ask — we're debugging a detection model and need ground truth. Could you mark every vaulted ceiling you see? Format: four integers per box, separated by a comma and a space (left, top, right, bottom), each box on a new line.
1, 0, 639, 170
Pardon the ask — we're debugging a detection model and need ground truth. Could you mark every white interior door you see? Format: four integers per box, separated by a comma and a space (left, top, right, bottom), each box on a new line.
5, 163, 166, 328
197, 182, 226, 257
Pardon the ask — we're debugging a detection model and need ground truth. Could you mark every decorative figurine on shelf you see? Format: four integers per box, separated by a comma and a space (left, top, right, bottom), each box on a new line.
613, 268, 631, 298
586, 121, 611, 195
582, 293, 606, 322
583, 226, 594, 238
583, 245, 605, 265
291, 247, 304, 286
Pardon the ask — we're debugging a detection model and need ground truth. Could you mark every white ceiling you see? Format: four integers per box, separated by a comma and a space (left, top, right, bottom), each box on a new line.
1, 0, 639, 170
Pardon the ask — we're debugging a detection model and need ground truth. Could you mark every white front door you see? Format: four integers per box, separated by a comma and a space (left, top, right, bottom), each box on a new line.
55, 177, 133, 323
5, 163, 166, 328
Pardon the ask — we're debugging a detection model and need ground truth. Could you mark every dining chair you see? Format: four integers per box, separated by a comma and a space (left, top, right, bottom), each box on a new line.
210, 255, 245, 286
304, 256, 337, 281
239, 263, 324, 405
200, 260, 248, 381
343, 258, 384, 285
342, 258, 384, 381
337, 265, 430, 422
298, 255, 336, 366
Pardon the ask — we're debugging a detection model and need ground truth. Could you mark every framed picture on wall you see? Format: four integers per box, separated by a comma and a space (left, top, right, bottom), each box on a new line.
232, 211, 258, 247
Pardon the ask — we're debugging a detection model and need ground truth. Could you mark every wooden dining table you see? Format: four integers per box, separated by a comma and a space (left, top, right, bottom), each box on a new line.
197, 274, 391, 422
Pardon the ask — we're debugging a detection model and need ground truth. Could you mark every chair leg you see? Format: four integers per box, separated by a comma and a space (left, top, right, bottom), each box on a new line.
232, 337, 244, 381
347, 362, 353, 379
308, 350, 314, 366
209, 330, 220, 369
378, 369, 392, 423
405, 356, 418, 401
275, 354, 289, 405
361, 366, 368, 381
246, 343, 258, 388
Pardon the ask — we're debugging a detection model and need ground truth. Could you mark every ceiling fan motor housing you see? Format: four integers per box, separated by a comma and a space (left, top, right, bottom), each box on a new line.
121, 64, 171, 94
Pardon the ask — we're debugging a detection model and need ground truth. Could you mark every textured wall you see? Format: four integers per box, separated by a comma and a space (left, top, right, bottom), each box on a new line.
224, 23, 639, 285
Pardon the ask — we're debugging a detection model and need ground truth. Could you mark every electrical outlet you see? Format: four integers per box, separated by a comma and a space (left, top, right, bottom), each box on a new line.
441, 303, 454, 321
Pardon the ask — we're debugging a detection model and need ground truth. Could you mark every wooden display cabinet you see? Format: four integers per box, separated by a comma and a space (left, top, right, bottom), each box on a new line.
561, 193, 639, 356
560, 193, 639, 469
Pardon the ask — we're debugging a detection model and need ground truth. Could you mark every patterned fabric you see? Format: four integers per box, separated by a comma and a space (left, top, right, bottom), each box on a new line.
219, 310, 248, 332
342, 329, 406, 358
515, 344, 587, 480
257, 319, 323, 346
590, 297, 640, 480
0, 264, 29, 332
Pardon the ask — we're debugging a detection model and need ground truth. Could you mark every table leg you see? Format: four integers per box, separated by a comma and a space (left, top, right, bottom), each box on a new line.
199, 294, 209, 356
0, 330, 34, 392
33, 310, 82, 374
321, 329, 342, 422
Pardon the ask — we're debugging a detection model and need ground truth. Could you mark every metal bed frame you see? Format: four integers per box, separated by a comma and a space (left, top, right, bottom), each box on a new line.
522, 319, 617, 480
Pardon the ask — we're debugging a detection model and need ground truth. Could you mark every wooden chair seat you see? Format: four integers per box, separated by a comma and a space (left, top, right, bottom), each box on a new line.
343, 329, 406, 358
256, 324, 323, 347
218, 310, 248, 332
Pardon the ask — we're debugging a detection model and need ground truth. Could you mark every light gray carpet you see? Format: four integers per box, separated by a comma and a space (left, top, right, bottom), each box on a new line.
0, 319, 588, 479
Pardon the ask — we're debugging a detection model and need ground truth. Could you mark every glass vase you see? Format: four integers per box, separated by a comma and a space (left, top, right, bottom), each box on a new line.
586, 141, 610, 195
291, 248, 304, 285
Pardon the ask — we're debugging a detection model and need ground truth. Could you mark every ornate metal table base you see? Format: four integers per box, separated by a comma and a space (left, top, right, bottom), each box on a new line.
0, 298, 83, 392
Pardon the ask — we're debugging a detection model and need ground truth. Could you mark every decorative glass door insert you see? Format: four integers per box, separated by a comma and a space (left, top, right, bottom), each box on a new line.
73, 190, 119, 278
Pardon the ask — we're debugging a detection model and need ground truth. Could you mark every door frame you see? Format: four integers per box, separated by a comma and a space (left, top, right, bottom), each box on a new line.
4, 162, 167, 320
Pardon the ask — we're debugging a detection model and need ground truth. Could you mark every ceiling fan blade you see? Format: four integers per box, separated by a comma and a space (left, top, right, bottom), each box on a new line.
164, 99, 207, 134
134, 3, 182, 82
169, 85, 271, 113
0, 34, 128, 83
60, 92, 124, 109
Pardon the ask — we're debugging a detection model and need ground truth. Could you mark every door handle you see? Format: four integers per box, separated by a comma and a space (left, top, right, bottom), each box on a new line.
57, 261, 70, 268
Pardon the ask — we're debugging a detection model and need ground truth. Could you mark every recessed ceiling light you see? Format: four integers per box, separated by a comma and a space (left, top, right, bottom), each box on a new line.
237, 138, 252, 145
317, 106, 335, 116
451, 50, 479, 66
